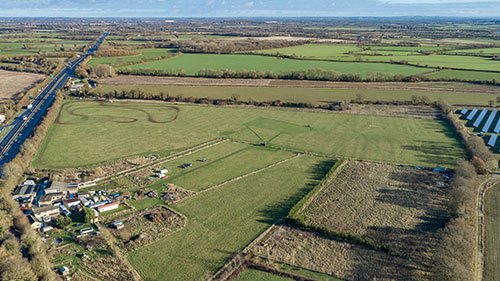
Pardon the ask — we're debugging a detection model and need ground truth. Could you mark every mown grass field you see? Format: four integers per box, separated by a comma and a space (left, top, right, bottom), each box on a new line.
234, 269, 293, 281
128, 155, 327, 281
254, 44, 362, 59
484, 183, 500, 281
95, 83, 498, 106
426, 69, 500, 82
35, 101, 465, 168
87, 48, 177, 66
121, 53, 432, 77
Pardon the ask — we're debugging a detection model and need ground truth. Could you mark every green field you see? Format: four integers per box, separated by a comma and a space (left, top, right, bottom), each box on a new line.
0, 40, 89, 56
448, 47, 500, 55
88, 48, 177, 66
121, 53, 432, 77
36, 101, 465, 169
96, 84, 498, 106
234, 269, 293, 281
484, 183, 500, 281
254, 44, 362, 59
426, 69, 500, 82
128, 155, 327, 281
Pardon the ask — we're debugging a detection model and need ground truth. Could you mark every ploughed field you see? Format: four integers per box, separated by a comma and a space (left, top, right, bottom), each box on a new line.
35, 101, 465, 168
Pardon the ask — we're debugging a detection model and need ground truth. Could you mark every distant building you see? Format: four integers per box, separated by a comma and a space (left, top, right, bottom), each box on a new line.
97, 201, 119, 213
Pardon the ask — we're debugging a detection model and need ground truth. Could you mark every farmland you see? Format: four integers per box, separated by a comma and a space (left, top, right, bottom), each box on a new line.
35, 101, 465, 168
234, 269, 293, 281
300, 161, 449, 276
0, 69, 45, 99
484, 183, 500, 281
87, 48, 177, 67
121, 53, 432, 77
128, 155, 327, 281
95, 82, 499, 106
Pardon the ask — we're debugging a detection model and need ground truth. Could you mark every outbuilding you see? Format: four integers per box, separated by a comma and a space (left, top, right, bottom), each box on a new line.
97, 201, 120, 213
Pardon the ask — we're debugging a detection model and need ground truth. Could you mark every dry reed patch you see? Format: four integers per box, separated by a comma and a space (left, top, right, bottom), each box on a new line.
250, 225, 420, 281
302, 161, 449, 272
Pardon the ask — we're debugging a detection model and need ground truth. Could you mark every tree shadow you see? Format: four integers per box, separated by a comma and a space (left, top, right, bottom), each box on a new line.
256, 159, 336, 224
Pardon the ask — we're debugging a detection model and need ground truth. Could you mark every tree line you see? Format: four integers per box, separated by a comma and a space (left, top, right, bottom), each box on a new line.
0, 91, 65, 281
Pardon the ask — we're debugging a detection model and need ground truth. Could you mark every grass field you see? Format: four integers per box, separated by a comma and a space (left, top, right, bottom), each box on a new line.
426, 69, 500, 82
234, 269, 293, 281
87, 48, 177, 67
95, 83, 498, 106
35, 101, 465, 169
301, 161, 449, 273
483, 183, 500, 281
121, 53, 432, 77
0, 40, 89, 56
128, 155, 327, 281
254, 44, 362, 59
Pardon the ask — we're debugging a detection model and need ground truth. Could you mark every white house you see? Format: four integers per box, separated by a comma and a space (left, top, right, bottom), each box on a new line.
97, 201, 120, 213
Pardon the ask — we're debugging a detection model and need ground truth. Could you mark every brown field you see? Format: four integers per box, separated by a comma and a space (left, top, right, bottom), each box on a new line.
99, 75, 500, 94
0, 70, 45, 99
250, 225, 419, 281
301, 161, 449, 276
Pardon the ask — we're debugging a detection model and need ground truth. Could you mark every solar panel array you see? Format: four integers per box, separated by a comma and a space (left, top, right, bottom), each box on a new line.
467, 108, 478, 120
488, 134, 498, 147
461, 108, 468, 115
482, 109, 498, 132
473, 109, 488, 128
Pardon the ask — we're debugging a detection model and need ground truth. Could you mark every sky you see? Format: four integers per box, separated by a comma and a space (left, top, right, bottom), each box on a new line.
1, 0, 500, 17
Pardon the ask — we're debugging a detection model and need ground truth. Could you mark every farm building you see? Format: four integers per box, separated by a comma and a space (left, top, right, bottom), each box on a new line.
27, 215, 42, 230
38, 192, 65, 207
12, 184, 36, 200
64, 198, 81, 209
44, 181, 70, 195
98, 201, 120, 213
32, 205, 60, 220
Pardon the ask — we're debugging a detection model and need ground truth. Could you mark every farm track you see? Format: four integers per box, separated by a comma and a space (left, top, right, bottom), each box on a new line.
54, 100, 180, 125
476, 175, 500, 281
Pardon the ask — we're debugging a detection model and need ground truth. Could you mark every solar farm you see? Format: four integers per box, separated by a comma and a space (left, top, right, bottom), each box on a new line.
461, 107, 500, 152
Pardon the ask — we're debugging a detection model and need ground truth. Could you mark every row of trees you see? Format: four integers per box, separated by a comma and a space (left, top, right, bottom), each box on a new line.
0, 91, 65, 281
163, 39, 306, 54
431, 100, 497, 280
432, 159, 478, 281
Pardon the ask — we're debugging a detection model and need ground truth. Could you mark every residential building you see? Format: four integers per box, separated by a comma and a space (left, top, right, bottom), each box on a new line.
44, 181, 69, 195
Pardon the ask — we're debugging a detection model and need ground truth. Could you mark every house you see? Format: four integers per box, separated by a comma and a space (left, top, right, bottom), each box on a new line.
68, 183, 79, 194
32, 205, 60, 220
111, 220, 124, 230
27, 215, 42, 230
44, 181, 69, 195
97, 201, 119, 213
38, 192, 65, 207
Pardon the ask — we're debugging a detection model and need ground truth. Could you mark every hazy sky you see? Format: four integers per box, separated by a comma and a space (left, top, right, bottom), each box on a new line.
1, 0, 499, 17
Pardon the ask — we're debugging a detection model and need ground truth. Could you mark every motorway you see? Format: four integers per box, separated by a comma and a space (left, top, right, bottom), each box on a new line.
0, 32, 109, 174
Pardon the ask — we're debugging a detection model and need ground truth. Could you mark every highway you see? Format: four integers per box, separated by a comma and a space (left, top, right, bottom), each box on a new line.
0, 32, 109, 174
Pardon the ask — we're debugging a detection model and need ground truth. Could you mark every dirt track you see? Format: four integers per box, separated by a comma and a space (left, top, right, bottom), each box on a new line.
100, 75, 500, 94
54, 101, 180, 125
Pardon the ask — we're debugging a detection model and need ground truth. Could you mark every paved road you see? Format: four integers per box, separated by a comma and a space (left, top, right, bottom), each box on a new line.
0, 32, 109, 175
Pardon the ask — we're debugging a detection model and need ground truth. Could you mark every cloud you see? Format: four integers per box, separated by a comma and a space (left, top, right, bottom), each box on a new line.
0, 0, 499, 17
